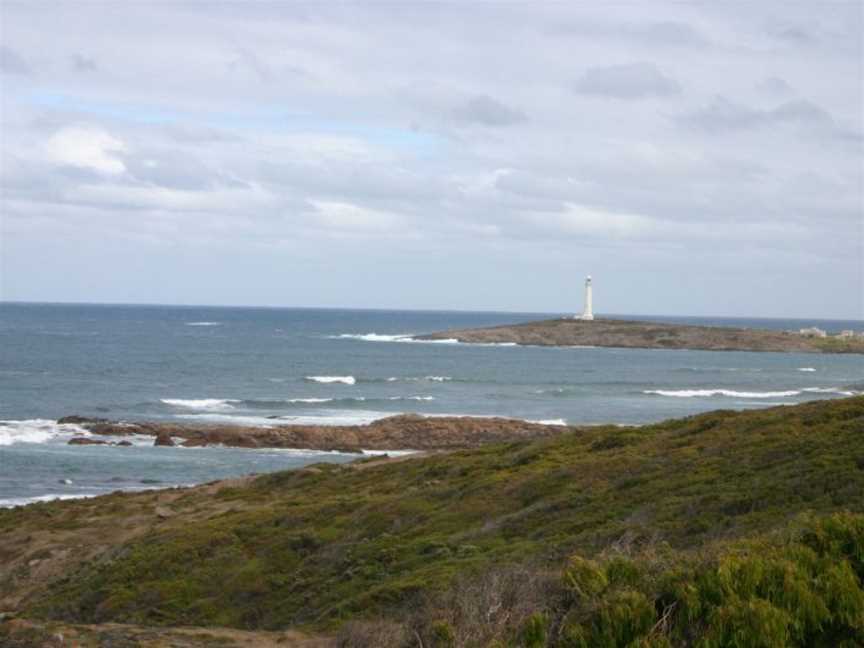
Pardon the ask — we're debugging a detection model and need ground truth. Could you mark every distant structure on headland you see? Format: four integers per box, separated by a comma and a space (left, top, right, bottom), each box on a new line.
577, 275, 594, 320
799, 326, 827, 338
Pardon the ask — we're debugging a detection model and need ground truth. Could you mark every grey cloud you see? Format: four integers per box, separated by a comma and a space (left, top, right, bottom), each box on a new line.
573, 62, 680, 99
451, 95, 526, 127
758, 77, 792, 96
228, 47, 273, 83
0, 46, 31, 75
770, 26, 815, 45
626, 21, 707, 47
71, 54, 97, 72
681, 97, 837, 133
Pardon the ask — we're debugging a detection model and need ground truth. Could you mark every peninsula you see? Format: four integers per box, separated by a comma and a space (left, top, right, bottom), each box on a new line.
416, 317, 864, 353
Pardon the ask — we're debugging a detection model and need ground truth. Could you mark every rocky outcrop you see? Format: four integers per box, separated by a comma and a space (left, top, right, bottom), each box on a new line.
416, 317, 864, 354
153, 432, 176, 447
67, 437, 132, 447
58, 415, 571, 452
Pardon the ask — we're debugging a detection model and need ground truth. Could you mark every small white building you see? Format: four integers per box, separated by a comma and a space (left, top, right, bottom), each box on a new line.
799, 327, 827, 338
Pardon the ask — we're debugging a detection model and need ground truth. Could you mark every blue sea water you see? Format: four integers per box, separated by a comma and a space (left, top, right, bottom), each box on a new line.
1, 302, 862, 506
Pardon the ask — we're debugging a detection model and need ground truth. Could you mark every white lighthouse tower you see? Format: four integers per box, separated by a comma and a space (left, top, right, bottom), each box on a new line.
578, 275, 594, 320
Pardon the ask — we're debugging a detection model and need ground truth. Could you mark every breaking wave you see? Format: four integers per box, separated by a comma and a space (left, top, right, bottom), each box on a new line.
798, 367, 816, 372
331, 333, 518, 347
305, 375, 356, 385
644, 386, 859, 399
176, 410, 394, 427
185, 321, 221, 327
0, 419, 89, 446
161, 398, 239, 411
645, 389, 801, 399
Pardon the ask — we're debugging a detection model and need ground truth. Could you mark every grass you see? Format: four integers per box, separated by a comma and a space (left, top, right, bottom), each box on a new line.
5, 396, 864, 645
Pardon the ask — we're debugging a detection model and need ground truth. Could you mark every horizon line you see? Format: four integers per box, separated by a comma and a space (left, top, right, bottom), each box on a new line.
1, 299, 862, 323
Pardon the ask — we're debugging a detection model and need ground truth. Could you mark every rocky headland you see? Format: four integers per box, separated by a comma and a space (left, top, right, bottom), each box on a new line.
416, 317, 864, 353
58, 413, 570, 451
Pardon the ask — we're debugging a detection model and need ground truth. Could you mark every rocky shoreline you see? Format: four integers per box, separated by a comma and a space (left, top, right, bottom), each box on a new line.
416, 317, 864, 353
58, 414, 572, 452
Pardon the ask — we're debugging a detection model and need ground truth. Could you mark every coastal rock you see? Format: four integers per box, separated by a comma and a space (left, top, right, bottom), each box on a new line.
67, 437, 108, 445
154, 432, 176, 447
60, 414, 571, 452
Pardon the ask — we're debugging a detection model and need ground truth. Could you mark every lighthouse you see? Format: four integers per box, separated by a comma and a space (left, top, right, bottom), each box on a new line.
579, 275, 594, 320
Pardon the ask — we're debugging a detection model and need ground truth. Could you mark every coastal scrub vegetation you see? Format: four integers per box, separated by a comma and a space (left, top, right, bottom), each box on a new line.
3, 396, 864, 646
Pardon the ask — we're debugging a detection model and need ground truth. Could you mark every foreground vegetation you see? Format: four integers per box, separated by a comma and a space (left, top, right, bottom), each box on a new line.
2, 396, 864, 646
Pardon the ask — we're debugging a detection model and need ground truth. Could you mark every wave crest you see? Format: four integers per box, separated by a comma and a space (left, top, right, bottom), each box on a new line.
305, 376, 356, 385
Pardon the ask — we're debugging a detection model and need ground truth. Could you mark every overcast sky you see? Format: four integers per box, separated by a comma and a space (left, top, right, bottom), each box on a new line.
1, 1, 862, 318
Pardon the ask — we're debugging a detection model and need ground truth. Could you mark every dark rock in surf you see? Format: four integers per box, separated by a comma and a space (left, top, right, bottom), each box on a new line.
67, 437, 108, 445
154, 432, 176, 447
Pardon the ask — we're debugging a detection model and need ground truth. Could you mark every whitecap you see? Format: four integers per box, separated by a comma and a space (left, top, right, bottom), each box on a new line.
161, 398, 239, 411
643, 389, 801, 399
0, 419, 89, 446
185, 321, 221, 326
798, 367, 816, 372
389, 396, 435, 401
801, 387, 857, 396
305, 375, 356, 385
178, 410, 393, 426
0, 493, 99, 508
330, 333, 461, 345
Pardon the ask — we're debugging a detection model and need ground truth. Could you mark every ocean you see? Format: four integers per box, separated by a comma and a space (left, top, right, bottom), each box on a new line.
1, 302, 862, 507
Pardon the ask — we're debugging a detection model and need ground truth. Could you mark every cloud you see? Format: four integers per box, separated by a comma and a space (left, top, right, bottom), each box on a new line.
0, 1, 860, 316
530, 203, 655, 238
680, 97, 840, 134
309, 200, 404, 232
44, 126, 128, 175
71, 54, 97, 72
573, 62, 680, 99
0, 46, 31, 75
626, 21, 707, 47
757, 77, 792, 96
451, 95, 526, 127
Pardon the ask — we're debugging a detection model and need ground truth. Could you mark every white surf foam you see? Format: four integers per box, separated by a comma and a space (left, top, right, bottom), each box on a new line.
185, 321, 221, 326
387, 376, 453, 383
0, 419, 89, 446
801, 387, 858, 396
334, 333, 411, 343
332, 333, 461, 345
644, 389, 802, 399
0, 493, 99, 508
305, 375, 356, 385
177, 410, 393, 427
798, 367, 816, 372
287, 397, 335, 404
161, 398, 239, 411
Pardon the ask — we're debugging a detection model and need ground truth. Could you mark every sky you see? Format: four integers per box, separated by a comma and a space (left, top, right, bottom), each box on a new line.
0, 1, 862, 319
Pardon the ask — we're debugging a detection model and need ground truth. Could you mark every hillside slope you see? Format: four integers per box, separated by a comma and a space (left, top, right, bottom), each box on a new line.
2, 397, 864, 645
